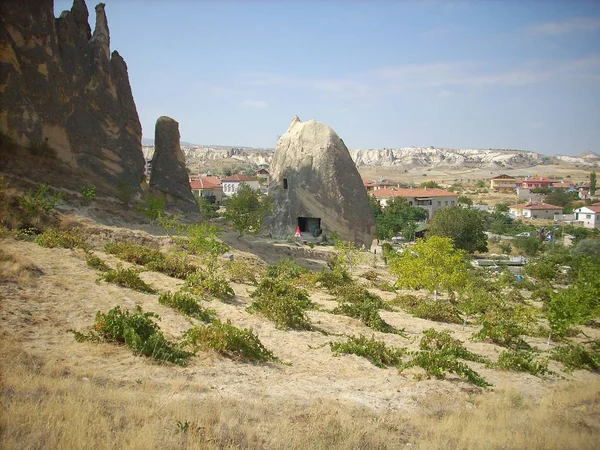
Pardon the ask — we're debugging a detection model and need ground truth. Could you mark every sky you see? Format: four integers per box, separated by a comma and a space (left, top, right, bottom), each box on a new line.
53, 0, 600, 155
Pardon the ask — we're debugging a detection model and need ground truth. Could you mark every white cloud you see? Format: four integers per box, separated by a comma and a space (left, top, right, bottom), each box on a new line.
240, 99, 269, 108
527, 17, 600, 35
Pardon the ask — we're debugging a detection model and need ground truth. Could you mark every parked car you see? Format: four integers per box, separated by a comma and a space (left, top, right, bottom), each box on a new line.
515, 232, 531, 237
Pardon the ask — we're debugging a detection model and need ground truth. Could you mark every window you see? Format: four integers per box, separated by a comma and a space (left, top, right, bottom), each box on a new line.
444, 201, 448, 205
283, 178, 288, 190
587, 214, 591, 219
451, 201, 455, 205
438, 201, 441, 206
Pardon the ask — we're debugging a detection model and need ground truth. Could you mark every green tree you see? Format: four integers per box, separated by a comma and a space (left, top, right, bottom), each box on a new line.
197, 196, 219, 219
374, 197, 426, 241
223, 184, 272, 238
457, 195, 473, 206
419, 181, 441, 189
495, 202, 510, 213
390, 236, 469, 300
572, 239, 600, 263
590, 171, 597, 196
428, 206, 488, 253
544, 189, 576, 208
369, 196, 383, 218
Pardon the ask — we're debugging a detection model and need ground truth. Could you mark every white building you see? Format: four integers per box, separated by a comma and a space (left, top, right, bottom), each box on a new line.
371, 187, 458, 218
221, 174, 260, 197
508, 201, 563, 220
574, 203, 600, 229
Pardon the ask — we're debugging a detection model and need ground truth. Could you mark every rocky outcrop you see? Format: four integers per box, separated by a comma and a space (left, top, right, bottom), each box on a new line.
0, 0, 145, 192
268, 116, 375, 248
149, 117, 199, 215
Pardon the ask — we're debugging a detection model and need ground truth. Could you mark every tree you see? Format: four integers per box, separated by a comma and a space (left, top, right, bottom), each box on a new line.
544, 189, 576, 208
495, 202, 510, 213
590, 171, 597, 196
223, 184, 272, 238
374, 197, 427, 241
419, 181, 441, 189
390, 236, 469, 300
369, 196, 383, 218
457, 195, 473, 206
572, 239, 600, 263
197, 196, 219, 219
428, 206, 488, 253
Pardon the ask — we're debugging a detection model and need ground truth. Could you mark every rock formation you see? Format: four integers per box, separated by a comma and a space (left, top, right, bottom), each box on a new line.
268, 116, 375, 248
149, 117, 199, 215
0, 0, 145, 192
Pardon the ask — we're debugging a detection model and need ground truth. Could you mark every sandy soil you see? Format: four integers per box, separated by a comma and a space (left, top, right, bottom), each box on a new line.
2, 214, 598, 416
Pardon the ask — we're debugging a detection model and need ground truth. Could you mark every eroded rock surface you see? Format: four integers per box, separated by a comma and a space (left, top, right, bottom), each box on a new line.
0, 0, 145, 192
149, 116, 199, 215
268, 116, 375, 247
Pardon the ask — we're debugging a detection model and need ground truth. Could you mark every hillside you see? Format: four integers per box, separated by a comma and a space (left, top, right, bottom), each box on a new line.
1, 179, 599, 449
142, 145, 600, 176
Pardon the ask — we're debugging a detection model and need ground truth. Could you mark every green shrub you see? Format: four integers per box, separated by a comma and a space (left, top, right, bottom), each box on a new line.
138, 193, 166, 221
197, 196, 220, 219
550, 343, 600, 373
70, 306, 191, 365
419, 329, 491, 365
85, 252, 111, 272
471, 303, 538, 349
330, 335, 405, 368
99, 264, 156, 294
158, 291, 216, 323
81, 185, 96, 204
248, 278, 314, 330
18, 184, 62, 218
400, 350, 491, 388
316, 268, 354, 290
185, 223, 229, 256
361, 270, 379, 281
183, 270, 235, 301
145, 250, 197, 280
392, 294, 462, 324
496, 349, 549, 376
225, 259, 264, 285
105, 241, 163, 266
34, 227, 86, 249
182, 320, 277, 362
332, 295, 405, 335
266, 258, 308, 281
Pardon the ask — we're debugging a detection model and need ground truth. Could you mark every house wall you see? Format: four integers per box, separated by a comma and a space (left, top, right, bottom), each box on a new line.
575, 209, 599, 228
222, 180, 261, 197
379, 195, 457, 217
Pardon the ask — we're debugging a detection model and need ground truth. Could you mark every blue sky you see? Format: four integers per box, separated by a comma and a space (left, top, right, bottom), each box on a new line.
54, 1, 600, 155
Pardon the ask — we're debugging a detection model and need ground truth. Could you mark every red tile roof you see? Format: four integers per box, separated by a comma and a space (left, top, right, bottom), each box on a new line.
509, 201, 562, 210
221, 174, 255, 182
190, 176, 222, 190
371, 187, 457, 198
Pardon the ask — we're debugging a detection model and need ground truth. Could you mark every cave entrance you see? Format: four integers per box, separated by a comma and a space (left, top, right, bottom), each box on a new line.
297, 217, 322, 236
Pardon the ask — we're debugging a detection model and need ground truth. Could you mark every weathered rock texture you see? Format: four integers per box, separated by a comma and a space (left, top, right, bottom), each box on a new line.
149, 117, 199, 215
268, 116, 375, 248
0, 0, 145, 192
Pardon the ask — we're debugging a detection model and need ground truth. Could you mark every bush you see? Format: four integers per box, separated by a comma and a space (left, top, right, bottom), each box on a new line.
419, 329, 491, 365
197, 196, 220, 219
18, 184, 63, 218
85, 252, 111, 272
182, 320, 277, 362
81, 185, 96, 204
145, 250, 197, 280
70, 306, 191, 365
99, 264, 156, 294
183, 270, 235, 301
34, 227, 86, 249
266, 258, 308, 281
185, 223, 229, 256
550, 342, 600, 373
248, 278, 314, 330
105, 241, 163, 266
332, 290, 405, 335
471, 302, 538, 350
392, 295, 462, 324
225, 259, 264, 285
496, 349, 549, 376
361, 270, 379, 281
158, 291, 216, 323
138, 193, 166, 221
330, 335, 405, 368
316, 268, 354, 290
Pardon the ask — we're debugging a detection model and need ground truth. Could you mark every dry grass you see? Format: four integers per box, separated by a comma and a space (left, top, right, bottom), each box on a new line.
2, 339, 599, 450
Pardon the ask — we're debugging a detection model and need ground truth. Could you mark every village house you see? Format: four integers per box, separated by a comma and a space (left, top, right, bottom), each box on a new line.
574, 203, 600, 229
508, 201, 563, 219
516, 177, 554, 190
371, 187, 458, 218
189, 176, 223, 203
221, 173, 260, 197
490, 174, 517, 192
362, 178, 399, 192
255, 168, 270, 185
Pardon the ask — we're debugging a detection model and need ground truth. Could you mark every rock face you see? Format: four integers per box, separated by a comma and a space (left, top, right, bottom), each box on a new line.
268, 116, 375, 248
0, 0, 145, 192
149, 117, 199, 214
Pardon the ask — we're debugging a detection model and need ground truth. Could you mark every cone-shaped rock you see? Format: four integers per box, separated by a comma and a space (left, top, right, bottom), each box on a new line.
149, 117, 199, 215
268, 117, 375, 247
